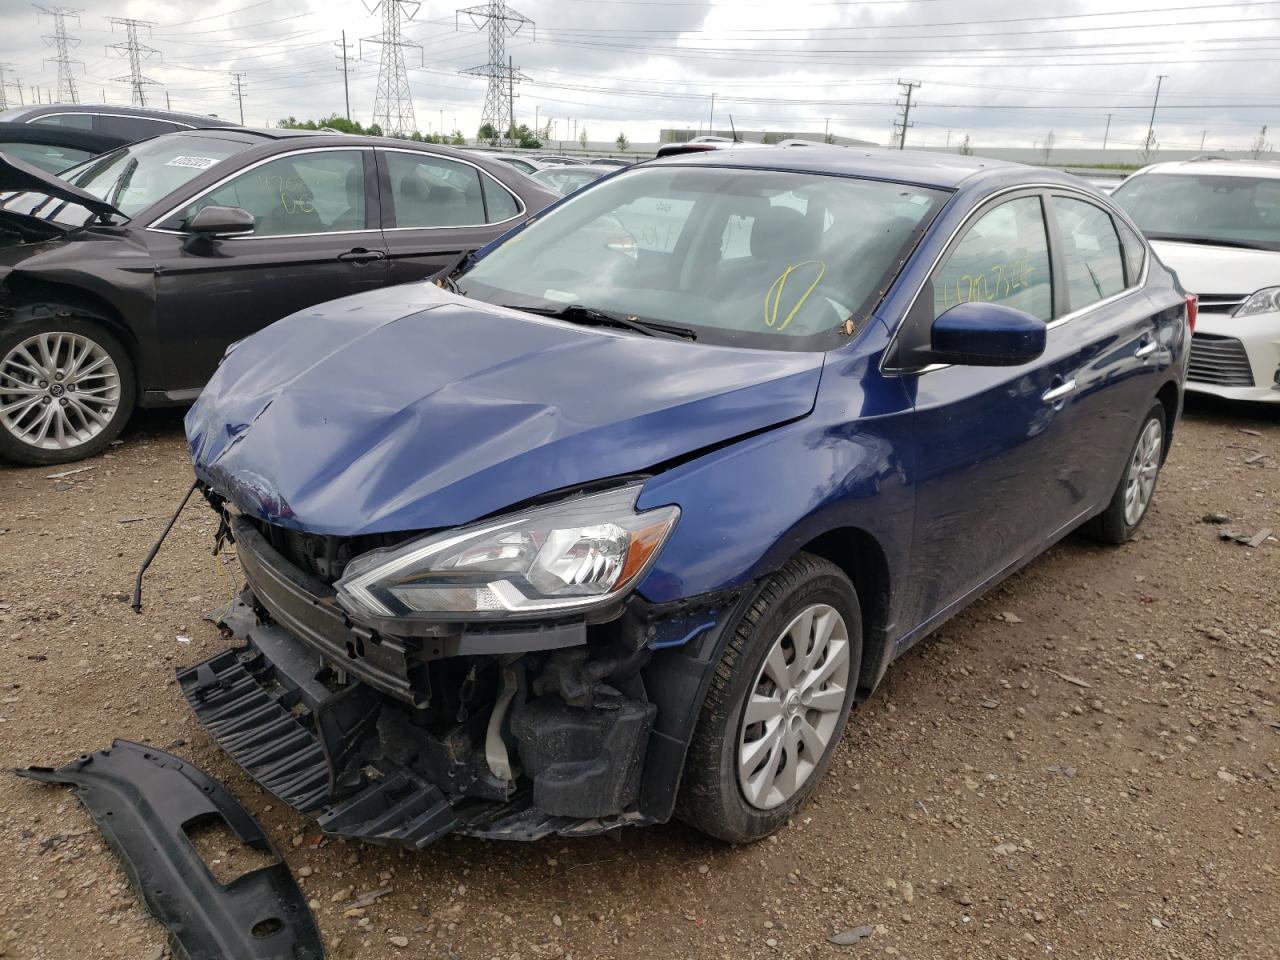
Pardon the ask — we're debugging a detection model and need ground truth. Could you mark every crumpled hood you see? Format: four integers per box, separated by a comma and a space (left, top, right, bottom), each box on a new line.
187, 284, 824, 535
1151, 240, 1280, 295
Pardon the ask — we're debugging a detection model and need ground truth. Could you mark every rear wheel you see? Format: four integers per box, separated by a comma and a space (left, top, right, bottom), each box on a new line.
678, 553, 862, 843
0, 316, 135, 466
1086, 401, 1166, 544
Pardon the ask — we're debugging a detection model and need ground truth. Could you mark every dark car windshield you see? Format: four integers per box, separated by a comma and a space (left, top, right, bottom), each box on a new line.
0, 141, 95, 175
460, 166, 946, 350
1112, 172, 1280, 252
0, 133, 251, 226
531, 168, 607, 195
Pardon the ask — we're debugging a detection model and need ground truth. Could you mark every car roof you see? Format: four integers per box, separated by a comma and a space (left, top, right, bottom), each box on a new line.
649, 146, 1032, 190
1130, 157, 1280, 181
0, 102, 237, 128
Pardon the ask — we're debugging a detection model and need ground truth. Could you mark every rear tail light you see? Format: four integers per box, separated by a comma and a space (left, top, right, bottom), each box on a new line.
1185, 294, 1198, 333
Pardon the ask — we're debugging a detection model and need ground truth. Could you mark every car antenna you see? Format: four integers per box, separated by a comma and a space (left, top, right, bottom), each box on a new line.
131, 479, 199, 614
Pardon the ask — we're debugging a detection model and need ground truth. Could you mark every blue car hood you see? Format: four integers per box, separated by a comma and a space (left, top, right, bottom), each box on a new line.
186, 284, 824, 536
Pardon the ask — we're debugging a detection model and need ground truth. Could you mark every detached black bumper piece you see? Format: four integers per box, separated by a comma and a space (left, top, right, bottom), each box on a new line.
17, 740, 323, 960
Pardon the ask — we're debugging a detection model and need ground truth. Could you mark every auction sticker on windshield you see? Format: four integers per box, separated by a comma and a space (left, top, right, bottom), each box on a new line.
165, 156, 221, 169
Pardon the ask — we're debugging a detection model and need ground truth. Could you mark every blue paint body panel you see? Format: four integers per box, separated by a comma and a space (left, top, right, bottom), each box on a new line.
188, 150, 1188, 671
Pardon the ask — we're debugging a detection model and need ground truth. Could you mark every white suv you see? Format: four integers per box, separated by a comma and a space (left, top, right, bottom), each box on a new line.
1112, 158, 1280, 402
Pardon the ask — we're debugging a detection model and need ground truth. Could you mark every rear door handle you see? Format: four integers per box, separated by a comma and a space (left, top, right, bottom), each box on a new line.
1041, 379, 1077, 404
338, 248, 387, 263
1135, 340, 1158, 358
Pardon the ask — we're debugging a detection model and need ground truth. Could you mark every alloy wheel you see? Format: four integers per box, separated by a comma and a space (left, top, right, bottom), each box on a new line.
0, 331, 121, 452
1123, 418, 1163, 527
737, 602, 852, 810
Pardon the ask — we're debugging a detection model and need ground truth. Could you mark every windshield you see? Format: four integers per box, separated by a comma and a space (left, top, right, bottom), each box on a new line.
460, 166, 946, 350
0, 141, 95, 175
1112, 172, 1280, 251
0, 133, 250, 226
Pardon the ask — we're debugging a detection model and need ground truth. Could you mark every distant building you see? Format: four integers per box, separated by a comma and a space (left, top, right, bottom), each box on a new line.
660, 128, 877, 147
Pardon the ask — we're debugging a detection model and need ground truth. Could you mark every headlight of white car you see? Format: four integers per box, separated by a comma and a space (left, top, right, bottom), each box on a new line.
335, 484, 679, 621
1235, 287, 1280, 318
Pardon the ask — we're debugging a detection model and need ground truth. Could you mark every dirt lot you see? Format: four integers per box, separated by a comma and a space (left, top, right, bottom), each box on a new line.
0, 396, 1276, 960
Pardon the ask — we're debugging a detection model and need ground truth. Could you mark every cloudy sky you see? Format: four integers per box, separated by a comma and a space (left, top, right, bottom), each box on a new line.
0, 0, 1276, 151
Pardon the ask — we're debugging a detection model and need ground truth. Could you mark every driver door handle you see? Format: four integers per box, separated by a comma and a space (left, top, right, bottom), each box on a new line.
338, 248, 387, 263
1135, 339, 1158, 358
1041, 379, 1077, 404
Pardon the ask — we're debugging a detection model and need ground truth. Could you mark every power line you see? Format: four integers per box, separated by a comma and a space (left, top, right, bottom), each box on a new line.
362, 0, 422, 136
106, 17, 160, 107
0, 63, 17, 109
37, 5, 83, 104
893, 79, 920, 149
457, 1, 533, 139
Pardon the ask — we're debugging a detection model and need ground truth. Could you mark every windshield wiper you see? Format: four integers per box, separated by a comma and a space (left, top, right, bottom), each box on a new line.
1146, 233, 1277, 252
431, 248, 476, 294
508, 303, 698, 341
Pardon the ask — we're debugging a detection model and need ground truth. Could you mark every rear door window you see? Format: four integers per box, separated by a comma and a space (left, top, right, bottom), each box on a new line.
99, 115, 183, 139
1052, 196, 1126, 310
933, 196, 1053, 321
384, 151, 487, 228
31, 112, 94, 130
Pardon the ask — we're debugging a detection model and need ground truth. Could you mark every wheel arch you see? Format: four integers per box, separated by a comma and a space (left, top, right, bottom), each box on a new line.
1155, 379, 1180, 460
1, 278, 139, 359
792, 526, 894, 700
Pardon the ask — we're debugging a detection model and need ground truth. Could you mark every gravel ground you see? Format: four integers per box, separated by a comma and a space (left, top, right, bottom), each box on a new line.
0, 396, 1276, 960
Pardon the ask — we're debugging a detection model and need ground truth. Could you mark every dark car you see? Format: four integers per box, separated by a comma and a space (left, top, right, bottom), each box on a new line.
0, 121, 129, 174
0, 127, 557, 464
0, 102, 235, 142
529, 163, 616, 195
179, 149, 1191, 849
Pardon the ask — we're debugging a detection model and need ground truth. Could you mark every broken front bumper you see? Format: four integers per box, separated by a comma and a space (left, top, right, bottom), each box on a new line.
177, 514, 665, 848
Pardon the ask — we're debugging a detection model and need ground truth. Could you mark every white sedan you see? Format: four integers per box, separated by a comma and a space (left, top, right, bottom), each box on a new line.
1111, 158, 1280, 402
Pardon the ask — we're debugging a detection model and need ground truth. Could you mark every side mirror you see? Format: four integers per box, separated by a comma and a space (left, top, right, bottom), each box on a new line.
187, 205, 255, 237
923, 301, 1047, 367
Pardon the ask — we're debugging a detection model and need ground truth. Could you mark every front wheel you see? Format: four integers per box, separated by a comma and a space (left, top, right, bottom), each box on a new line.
1086, 401, 1166, 544
678, 553, 862, 843
0, 316, 136, 466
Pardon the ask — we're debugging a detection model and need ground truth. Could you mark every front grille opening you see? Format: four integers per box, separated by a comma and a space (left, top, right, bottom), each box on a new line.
1188, 334, 1255, 387
248, 518, 423, 585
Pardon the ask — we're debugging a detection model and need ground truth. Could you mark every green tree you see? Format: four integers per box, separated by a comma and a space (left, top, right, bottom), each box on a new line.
506, 123, 542, 149
958, 134, 974, 156
450, 130, 467, 146
478, 122, 497, 143
615, 131, 630, 152
579, 128, 589, 150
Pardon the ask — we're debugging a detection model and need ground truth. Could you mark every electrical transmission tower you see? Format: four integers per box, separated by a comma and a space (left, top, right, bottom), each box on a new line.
457, 1, 533, 141
37, 6, 83, 104
892, 79, 920, 150
0, 63, 17, 109
361, 1, 422, 137
106, 17, 160, 107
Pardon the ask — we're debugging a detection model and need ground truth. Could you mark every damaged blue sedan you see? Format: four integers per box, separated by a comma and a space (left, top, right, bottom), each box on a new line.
180, 149, 1190, 847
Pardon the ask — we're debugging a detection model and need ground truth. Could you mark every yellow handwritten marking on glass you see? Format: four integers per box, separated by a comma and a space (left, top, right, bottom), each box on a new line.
939, 259, 1036, 311
764, 260, 826, 332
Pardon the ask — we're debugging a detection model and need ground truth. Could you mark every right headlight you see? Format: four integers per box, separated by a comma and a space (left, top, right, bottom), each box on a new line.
1234, 287, 1280, 318
334, 484, 679, 622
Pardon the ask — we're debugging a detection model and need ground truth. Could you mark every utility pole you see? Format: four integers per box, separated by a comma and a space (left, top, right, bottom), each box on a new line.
37, 5, 83, 104
165, 89, 170, 109
457, 1, 533, 144
1103, 113, 1112, 149
945, 129, 951, 147
362, 0, 423, 137
708, 91, 715, 134
335, 31, 352, 122
893, 79, 920, 150
230, 71, 246, 125
1200, 130, 1207, 151
106, 17, 159, 107
0, 63, 12, 109
1144, 74, 1168, 154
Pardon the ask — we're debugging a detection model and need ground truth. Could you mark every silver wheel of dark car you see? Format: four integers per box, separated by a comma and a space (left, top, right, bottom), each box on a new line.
737, 603, 851, 810
0, 317, 135, 466
1123, 418, 1163, 527
678, 553, 862, 843
1086, 401, 1167, 545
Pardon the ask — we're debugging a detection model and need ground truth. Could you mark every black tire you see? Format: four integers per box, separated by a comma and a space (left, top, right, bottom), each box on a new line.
1085, 401, 1167, 545
677, 553, 862, 843
0, 313, 136, 466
